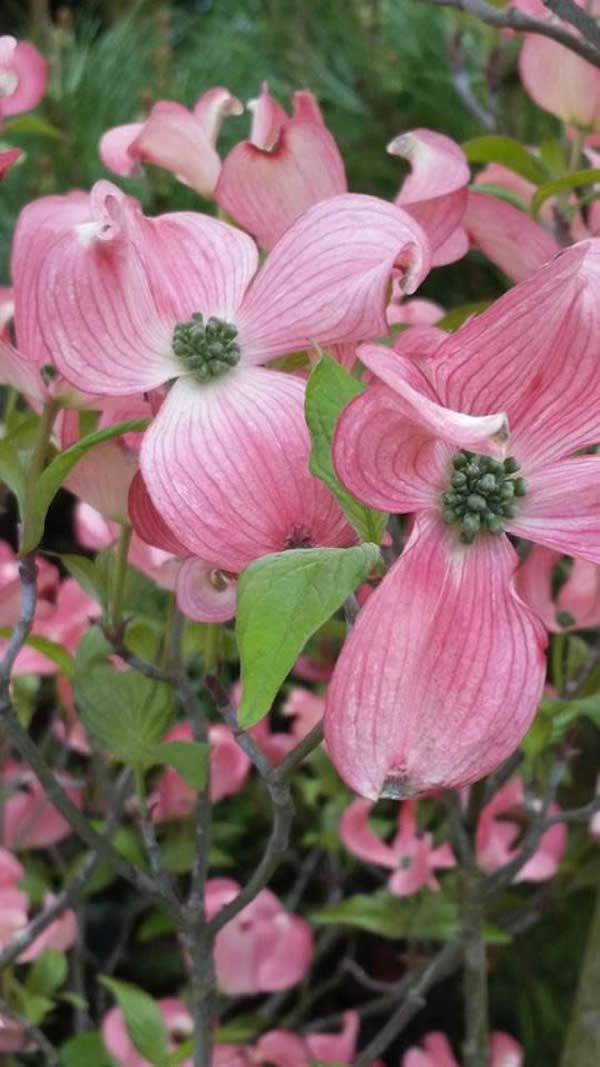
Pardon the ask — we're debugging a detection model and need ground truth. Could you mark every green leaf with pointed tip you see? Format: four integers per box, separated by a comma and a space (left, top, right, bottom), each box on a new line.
530, 168, 600, 218
153, 739, 209, 789
61, 1031, 116, 1067
470, 183, 529, 211
100, 978, 170, 1067
463, 135, 549, 185
73, 664, 172, 763
0, 435, 27, 516
3, 114, 62, 139
21, 417, 149, 552
312, 891, 511, 943
237, 543, 381, 727
26, 949, 67, 997
305, 355, 387, 544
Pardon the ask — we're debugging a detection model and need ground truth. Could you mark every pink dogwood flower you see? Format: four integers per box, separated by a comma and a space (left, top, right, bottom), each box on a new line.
327, 240, 600, 799
2, 762, 83, 849
463, 191, 559, 284
150, 722, 250, 821
341, 798, 455, 896
34, 181, 429, 572
0, 36, 47, 119
516, 545, 600, 632
476, 778, 567, 881
241, 1012, 375, 1066
102, 999, 193, 1067
205, 878, 313, 995
402, 1031, 523, 1067
216, 84, 347, 250
99, 87, 243, 197
0, 1015, 28, 1054
0, 887, 28, 949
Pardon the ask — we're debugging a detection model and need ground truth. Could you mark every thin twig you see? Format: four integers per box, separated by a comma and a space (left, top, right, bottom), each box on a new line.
419, 0, 600, 68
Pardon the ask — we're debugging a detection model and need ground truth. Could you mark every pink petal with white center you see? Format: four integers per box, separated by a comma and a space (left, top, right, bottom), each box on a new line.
463, 191, 559, 283
340, 799, 398, 868
192, 86, 243, 143
216, 118, 347, 250
248, 83, 289, 149
0, 37, 47, 118
305, 1012, 359, 1065
333, 384, 451, 513
324, 515, 547, 800
519, 34, 600, 129
433, 240, 600, 470
37, 183, 258, 395
390, 129, 469, 254
507, 456, 600, 564
236, 193, 431, 364
358, 343, 509, 454
141, 370, 353, 571
176, 557, 237, 623
99, 122, 144, 177
0, 148, 22, 179
131, 101, 222, 197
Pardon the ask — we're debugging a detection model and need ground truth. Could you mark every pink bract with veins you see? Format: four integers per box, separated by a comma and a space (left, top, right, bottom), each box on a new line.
327, 241, 600, 799
341, 798, 455, 896
205, 878, 313, 995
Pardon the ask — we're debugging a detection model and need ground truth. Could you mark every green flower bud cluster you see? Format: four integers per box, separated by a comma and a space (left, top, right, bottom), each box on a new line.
172, 313, 241, 382
441, 450, 526, 544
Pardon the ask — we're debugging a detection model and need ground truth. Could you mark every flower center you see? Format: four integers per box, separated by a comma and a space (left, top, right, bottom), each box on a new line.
172, 313, 241, 383
441, 450, 526, 544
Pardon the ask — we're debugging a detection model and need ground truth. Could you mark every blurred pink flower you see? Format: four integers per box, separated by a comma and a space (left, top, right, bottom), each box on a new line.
326, 240, 600, 799
402, 1030, 523, 1067
100, 87, 243, 197
0, 847, 23, 888
216, 83, 347, 250
206, 878, 313, 995
340, 798, 455, 896
0, 147, 22, 179
2, 762, 83, 850
151, 722, 250, 821
463, 190, 559, 284
0, 36, 47, 118
34, 182, 428, 572
0, 888, 28, 949
515, 544, 600, 632
476, 778, 567, 882
19, 892, 78, 961
0, 1015, 29, 1054
102, 999, 193, 1067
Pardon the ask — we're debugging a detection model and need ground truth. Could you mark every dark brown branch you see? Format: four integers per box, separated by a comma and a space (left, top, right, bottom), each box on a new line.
419, 0, 600, 67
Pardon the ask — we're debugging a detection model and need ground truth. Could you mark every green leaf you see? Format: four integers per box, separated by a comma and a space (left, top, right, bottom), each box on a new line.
544, 695, 600, 740
0, 435, 27, 516
531, 169, 600, 218
152, 739, 209, 789
470, 183, 529, 211
305, 355, 387, 543
0, 629, 74, 676
3, 114, 62, 139
237, 543, 381, 727
437, 302, 491, 332
73, 664, 172, 763
61, 1031, 117, 1067
137, 910, 177, 943
215, 1015, 265, 1042
21, 417, 149, 552
463, 135, 549, 185
58, 553, 109, 607
25, 949, 67, 997
100, 978, 170, 1067
312, 890, 460, 940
